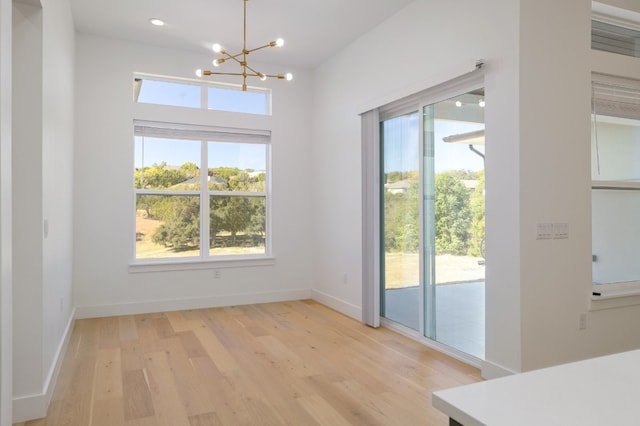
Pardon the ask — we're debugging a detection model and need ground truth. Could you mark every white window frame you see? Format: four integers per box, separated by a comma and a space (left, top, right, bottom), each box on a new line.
590, 72, 640, 307
130, 120, 273, 272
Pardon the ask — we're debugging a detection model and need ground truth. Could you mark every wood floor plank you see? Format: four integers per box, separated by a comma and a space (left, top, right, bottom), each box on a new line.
45, 343, 97, 426
91, 398, 125, 426
120, 340, 147, 372
97, 316, 121, 349
165, 311, 191, 333
296, 394, 352, 426
124, 417, 159, 426
189, 319, 238, 374
187, 412, 223, 426
161, 336, 213, 417
152, 317, 176, 339
122, 369, 155, 421
187, 356, 255, 425
143, 351, 191, 426
176, 330, 208, 359
118, 316, 139, 341
22, 300, 481, 426
93, 347, 123, 401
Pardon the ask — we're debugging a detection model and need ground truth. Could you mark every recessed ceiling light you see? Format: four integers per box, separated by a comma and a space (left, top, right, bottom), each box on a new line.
149, 18, 165, 26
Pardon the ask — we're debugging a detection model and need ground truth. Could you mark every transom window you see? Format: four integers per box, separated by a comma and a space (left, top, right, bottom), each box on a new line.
134, 74, 271, 115
134, 121, 270, 261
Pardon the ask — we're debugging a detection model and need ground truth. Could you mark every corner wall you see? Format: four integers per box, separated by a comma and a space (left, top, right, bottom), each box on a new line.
11, 0, 75, 421
12, 0, 45, 413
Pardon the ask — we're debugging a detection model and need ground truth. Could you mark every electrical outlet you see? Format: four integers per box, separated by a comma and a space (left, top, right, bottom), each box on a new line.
213, 270, 221, 279
343, 273, 348, 285
579, 313, 587, 330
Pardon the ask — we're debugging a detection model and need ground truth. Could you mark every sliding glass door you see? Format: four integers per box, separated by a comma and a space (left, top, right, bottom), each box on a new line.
381, 112, 421, 330
380, 88, 485, 359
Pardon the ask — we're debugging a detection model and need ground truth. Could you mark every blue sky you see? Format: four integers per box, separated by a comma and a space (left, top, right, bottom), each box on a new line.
383, 113, 485, 174
135, 138, 266, 170
137, 78, 268, 114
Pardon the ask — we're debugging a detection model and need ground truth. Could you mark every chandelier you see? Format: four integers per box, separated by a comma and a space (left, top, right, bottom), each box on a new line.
196, 0, 293, 91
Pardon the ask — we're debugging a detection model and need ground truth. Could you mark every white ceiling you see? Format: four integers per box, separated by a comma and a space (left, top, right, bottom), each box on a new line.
69, 0, 415, 69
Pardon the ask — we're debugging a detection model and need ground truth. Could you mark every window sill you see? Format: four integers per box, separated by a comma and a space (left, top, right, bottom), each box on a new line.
592, 180, 640, 190
590, 281, 640, 310
129, 255, 276, 273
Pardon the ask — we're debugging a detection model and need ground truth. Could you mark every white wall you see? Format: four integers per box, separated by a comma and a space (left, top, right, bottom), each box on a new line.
517, 0, 593, 371
311, 0, 640, 376
73, 34, 313, 316
12, 0, 75, 421
0, 0, 11, 422
12, 0, 44, 407
311, 0, 522, 374
41, 0, 75, 408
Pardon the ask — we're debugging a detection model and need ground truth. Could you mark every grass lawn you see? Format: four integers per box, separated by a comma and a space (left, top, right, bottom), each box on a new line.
135, 212, 264, 259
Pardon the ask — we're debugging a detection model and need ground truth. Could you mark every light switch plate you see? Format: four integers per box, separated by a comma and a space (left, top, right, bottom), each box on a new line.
536, 222, 553, 240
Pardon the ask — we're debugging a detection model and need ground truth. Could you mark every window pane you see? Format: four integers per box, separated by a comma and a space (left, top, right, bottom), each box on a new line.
136, 195, 200, 259
135, 78, 201, 108
593, 190, 640, 284
135, 137, 201, 189
208, 86, 268, 115
381, 112, 420, 330
209, 196, 265, 256
592, 115, 640, 181
208, 142, 266, 192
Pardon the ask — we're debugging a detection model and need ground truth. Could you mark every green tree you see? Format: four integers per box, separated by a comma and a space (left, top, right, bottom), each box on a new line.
467, 170, 485, 257
135, 162, 186, 189
151, 196, 200, 249
247, 198, 266, 242
217, 197, 255, 244
434, 172, 472, 255
383, 178, 419, 253
180, 162, 200, 179
135, 163, 192, 218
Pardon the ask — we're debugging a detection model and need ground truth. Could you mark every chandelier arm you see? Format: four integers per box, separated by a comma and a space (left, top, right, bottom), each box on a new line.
223, 51, 244, 61
221, 52, 244, 66
244, 63, 263, 77
201, 71, 251, 76
245, 43, 277, 54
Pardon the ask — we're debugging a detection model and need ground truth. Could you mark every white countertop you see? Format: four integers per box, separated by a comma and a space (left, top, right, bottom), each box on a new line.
432, 349, 640, 426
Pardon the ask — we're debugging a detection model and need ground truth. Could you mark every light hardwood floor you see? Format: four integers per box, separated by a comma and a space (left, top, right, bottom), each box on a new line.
14, 300, 481, 426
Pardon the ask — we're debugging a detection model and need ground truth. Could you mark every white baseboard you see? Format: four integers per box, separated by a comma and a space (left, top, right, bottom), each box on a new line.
481, 359, 517, 379
75, 289, 312, 319
311, 289, 362, 321
13, 309, 76, 423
